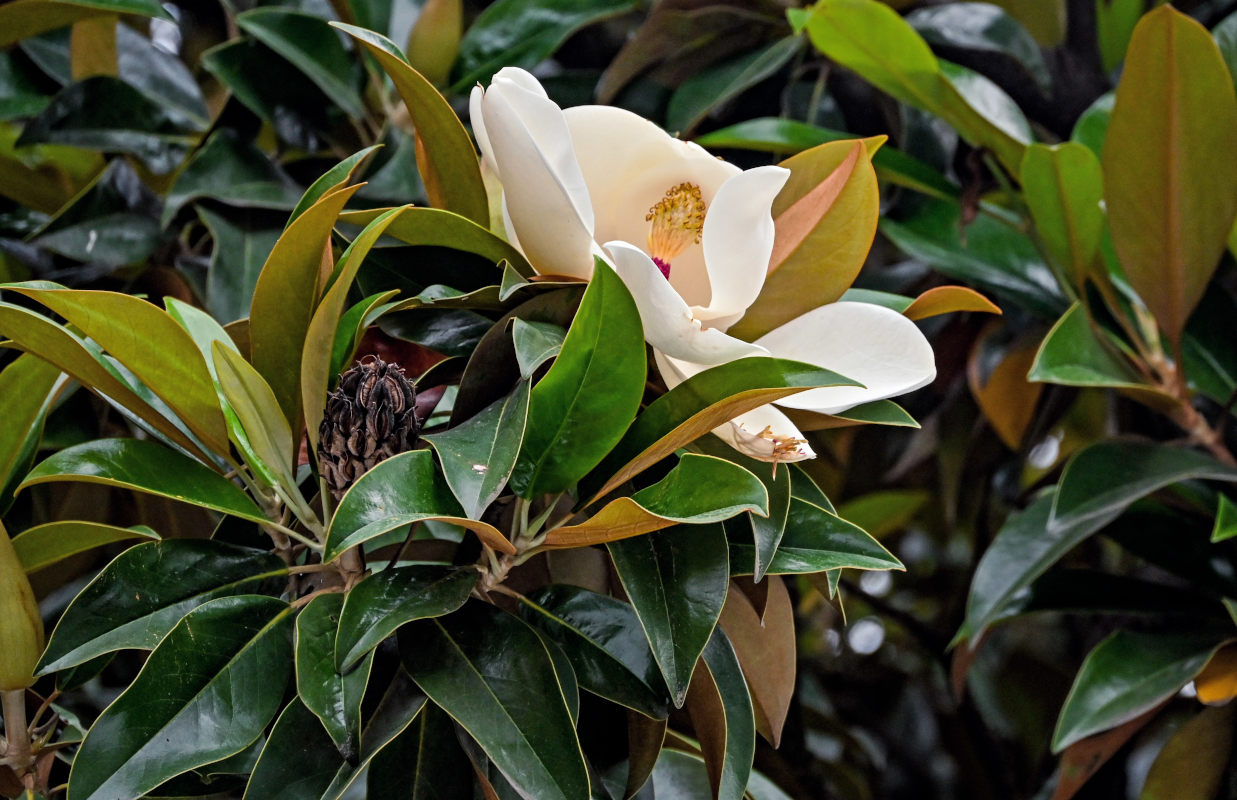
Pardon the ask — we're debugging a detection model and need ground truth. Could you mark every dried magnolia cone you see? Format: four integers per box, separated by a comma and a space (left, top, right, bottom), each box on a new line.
318, 355, 419, 498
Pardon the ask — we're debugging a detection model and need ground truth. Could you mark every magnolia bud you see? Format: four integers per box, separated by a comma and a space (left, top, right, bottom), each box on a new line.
0, 522, 44, 690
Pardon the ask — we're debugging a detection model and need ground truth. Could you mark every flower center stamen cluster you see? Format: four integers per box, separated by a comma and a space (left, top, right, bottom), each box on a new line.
645, 182, 706, 279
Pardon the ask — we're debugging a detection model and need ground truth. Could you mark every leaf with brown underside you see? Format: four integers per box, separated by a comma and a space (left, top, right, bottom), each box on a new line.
718, 577, 795, 747
1051, 702, 1165, 800
1103, 6, 1237, 344
729, 139, 880, 340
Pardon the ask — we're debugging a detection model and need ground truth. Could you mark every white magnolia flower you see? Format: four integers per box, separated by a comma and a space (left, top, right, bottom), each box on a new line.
471, 67, 936, 462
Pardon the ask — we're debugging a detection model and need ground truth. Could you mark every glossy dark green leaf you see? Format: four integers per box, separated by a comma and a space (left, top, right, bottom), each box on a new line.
0, 302, 210, 461
666, 36, 801, 136
400, 602, 591, 800
37, 539, 286, 672
18, 75, 193, 173
1027, 302, 1146, 389
825, 398, 918, 427
881, 198, 1066, 319
450, 0, 639, 90
0, 0, 167, 48
609, 524, 729, 707
547, 454, 768, 549
243, 699, 343, 800
731, 498, 902, 575
1183, 286, 1237, 405
511, 319, 565, 379
29, 159, 163, 268
335, 565, 476, 671
197, 205, 285, 326
0, 354, 62, 515
114, 22, 208, 129
237, 9, 366, 118
367, 701, 474, 800
423, 380, 530, 520
686, 630, 754, 800
21, 438, 266, 523
519, 585, 670, 719
1071, 90, 1113, 157
321, 668, 430, 799
5, 282, 231, 454
695, 117, 960, 201
163, 130, 300, 226
295, 596, 372, 759
0, 51, 50, 120
199, 38, 335, 152
510, 259, 646, 498
67, 595, 294, 800
962, 488, 1125, 643
12, 521, 158, 573
334, 24, 488, 225
326, 449, 512, 560
693, 438, 790, 581
648, 748, 792, 800
907, 2, 1050, 92
1052, 631, 1228, 752
587, 357, 857, 503
1052, 441, 1237, 528
974, 568, 1220, 629
248, 668, 429, 800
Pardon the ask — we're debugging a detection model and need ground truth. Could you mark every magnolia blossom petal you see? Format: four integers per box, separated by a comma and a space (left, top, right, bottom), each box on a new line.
755, 302, 936, 414
564, 105, 737, 308
477, 68, 595, 278
694, 165, 790, 326
710, 404, 816, 463
606, 242, 767, 365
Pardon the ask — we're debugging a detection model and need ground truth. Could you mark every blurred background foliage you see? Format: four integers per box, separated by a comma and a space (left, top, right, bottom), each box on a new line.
4, 0, 1237, 798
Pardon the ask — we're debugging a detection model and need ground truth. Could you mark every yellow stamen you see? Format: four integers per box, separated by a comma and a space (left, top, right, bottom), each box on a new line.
645, 182, 706, 265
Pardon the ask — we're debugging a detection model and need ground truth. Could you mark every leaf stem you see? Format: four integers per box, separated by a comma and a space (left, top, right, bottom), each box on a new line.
2, 689, 32, 782
266, 522, 322, 551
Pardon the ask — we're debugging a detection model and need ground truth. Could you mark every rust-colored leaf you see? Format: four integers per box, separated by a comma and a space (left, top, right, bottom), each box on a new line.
967, 326, 1043, 450
729, 138, 881, 340
718, 577, 795, 746
625, 710, 667, 799
1052, 702, 1165, 800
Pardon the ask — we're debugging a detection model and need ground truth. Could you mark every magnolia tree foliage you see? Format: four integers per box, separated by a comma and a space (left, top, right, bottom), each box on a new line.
0, 1, 1235, 799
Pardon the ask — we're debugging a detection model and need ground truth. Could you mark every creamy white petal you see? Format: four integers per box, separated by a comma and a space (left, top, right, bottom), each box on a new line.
564, 105, 737, 308
694, 165, 791, 326
480, 76, 595, 278
710, 404, 816, 463
755, 302, 936, 414
605, 242, 767, 365
469, 84, 496, 179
